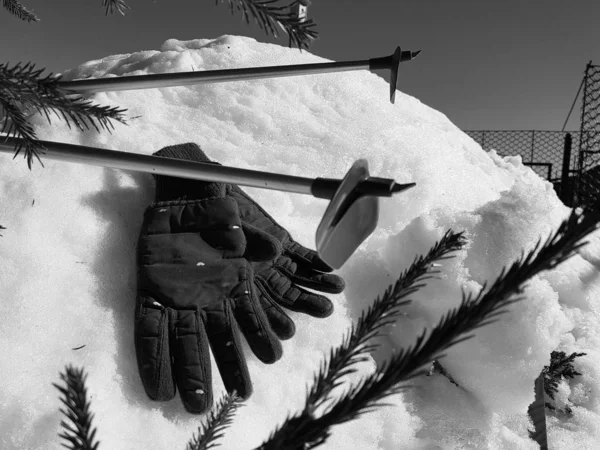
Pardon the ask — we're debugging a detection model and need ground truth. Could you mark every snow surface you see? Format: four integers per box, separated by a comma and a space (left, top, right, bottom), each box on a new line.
1, 35, 599, 449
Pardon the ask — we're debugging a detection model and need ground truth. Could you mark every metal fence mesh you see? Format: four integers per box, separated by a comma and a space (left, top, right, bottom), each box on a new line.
576, 63, 600, 207
464, 130, 579, 182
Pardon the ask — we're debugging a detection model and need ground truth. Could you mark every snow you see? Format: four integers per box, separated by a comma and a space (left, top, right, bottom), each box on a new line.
1, 35, 599, 449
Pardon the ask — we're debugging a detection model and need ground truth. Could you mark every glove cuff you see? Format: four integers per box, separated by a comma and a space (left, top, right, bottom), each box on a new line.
154, 142, 214, 163
152, 143, 224, 201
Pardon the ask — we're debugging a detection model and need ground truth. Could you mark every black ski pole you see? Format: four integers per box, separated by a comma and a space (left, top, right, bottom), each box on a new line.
57, 47, 421, 104
0, 136, 416, 268
0, 136, 414, 200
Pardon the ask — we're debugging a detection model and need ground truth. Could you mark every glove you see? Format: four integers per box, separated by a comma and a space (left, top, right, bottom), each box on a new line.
135, 148, 285, 414
153, 144, 346, 342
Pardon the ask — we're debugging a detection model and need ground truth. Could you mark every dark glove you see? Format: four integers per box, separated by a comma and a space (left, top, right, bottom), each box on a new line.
135, 146, 284, 414
151, 143, 345, 343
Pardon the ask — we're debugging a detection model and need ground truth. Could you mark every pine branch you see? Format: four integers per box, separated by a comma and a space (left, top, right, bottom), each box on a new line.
541, 350, 587, 415
186, 391, 244, 450
102, 0, 131, 16
0, 96, 45, 167
257, 230, 468, 449
216, 0, 318, 50
257, 203, 600, 449
2, 0, 39, 22
52, 365, 100, 450
0, 61, 128, 169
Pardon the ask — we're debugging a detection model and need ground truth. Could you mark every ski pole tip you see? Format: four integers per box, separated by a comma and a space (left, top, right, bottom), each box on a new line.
399, 49, 421, 62
391, 182, 416, 194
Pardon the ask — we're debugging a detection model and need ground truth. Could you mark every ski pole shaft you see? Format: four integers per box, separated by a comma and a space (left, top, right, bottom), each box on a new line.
56, 47, 420, 103
0, 136, 412, 199
57, 60, 370, 94
0, 136, 313, 195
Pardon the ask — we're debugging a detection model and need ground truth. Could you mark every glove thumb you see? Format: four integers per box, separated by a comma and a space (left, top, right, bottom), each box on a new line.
242, 222, 282, 262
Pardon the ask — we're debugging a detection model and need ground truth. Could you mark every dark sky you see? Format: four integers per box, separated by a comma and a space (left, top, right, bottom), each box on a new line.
2, 0, 596, 131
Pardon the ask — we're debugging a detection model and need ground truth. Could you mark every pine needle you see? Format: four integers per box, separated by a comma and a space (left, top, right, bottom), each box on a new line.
0, 61, 128, 169
186, 391, 244, 450
102, 0, 131, 16
257, 203, 600, 449
2, 0, 39, 22
216, 0, 318, 50
52, 365, 100, 450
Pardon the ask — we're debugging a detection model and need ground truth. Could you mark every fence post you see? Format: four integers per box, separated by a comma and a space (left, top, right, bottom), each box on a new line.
560, 133, 573, 205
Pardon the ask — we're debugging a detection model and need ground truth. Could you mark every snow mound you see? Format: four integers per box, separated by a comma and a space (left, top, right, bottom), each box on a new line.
1, 35, 598, 449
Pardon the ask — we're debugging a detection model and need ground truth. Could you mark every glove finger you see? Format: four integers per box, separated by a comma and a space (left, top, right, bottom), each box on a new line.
172, 309, 213, 414
134, 295, 176, 402
286, 240, 336, 273
286, 264, 345, 294
242, 222, 282, 262
274, 255, 345, 294
259, 270, 335, 318
205, 301, 253, 401
231, 282, 283, 363
255, 281, 296, 340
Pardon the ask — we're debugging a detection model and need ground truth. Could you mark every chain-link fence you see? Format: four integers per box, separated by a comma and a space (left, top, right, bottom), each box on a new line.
464, 130, 580, 183
576, 63, 600, 207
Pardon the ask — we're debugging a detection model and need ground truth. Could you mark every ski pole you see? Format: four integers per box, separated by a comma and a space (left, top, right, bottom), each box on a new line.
0, 136, 415, 200
56, 47, 421, 104
0, 136, 416, 267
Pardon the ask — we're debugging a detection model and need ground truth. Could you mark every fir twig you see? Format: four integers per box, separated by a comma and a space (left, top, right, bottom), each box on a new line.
0, 61, 128, 169
543, 350, 587, 414
2, 0, 39, 22
102, 0, 131, 16
186, 391, 244, 450
52, 365, 100, 450
257, 203, 600, 449
216, 0, 318, 50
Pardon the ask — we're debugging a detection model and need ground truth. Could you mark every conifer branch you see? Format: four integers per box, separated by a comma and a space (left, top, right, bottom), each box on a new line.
52, 365, 100, 450
257, 203, 600, 449
0, 62, 128, 169
257, 230, 467, 449
186, 391, 244, 450
543, 350, 587, 414
94, 0, 319, 48
2, 0, 39, 22
102, 0, 131, 16
217, 0, 318, 50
